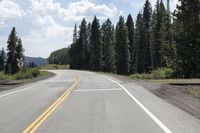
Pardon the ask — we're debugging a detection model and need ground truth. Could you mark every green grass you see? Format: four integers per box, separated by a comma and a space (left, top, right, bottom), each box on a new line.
0, 68, 48, 81
183, 87, 200, 99
41, 64, 70, 70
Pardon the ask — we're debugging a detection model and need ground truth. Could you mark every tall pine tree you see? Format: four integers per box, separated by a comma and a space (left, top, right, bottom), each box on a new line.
78, 18, 87, 70
126, 14, 136, 73
151, 0, 170, 69
90, 16, 103, 71
6, 27, 18, 74
166, 0, 176, 67
101, 19, 116, 72
115, 16, 130, 74
151, 0, 161, 69
85, 23, 92, 70
135, 13, 145, 73
0, 48, 6, 71
143, 0, 153, 72
69, 24, 78, 69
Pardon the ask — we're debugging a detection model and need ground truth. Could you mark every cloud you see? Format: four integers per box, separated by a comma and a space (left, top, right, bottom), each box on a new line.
29, 0, 118, 21
22, 18, 73, 57
33, 15, 55, 26
0, 0, 25, 27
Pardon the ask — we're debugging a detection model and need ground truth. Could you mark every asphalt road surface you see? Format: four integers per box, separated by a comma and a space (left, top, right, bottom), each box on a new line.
0, 70, 200, 133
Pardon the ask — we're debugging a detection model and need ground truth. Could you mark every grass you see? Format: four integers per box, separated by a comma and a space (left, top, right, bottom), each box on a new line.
0, 68, 48, 81
183, 87, 200, 99
41, 64, 70, 70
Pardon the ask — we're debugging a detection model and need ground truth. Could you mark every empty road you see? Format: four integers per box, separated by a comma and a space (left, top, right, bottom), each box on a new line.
0, 70, 200, 133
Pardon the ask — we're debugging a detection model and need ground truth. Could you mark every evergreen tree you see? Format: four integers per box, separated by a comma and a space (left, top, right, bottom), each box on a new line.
69, 24, 78, 69
6, 27, 18, 74
115, 16, 130, 74
159, 0, 170, 67
0, 48, 6, 71
151, 0, 169, 68
126, 14, 136, 73
143, 0, 153, 72
166, 0, 176, 67
90, 16, 103, 71
151, 0, 161, 69
73, 24, 78, 44
174, 0, 200, 78
85, 23, 92, 70
101, 19, 116, 72
77, 18, 87, 70
16, 38, 24, 71
135, 13, 145, 73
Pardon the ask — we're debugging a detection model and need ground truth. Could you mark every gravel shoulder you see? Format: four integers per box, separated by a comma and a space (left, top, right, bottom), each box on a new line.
149, 84, 200, 119
0, 72, 55, 92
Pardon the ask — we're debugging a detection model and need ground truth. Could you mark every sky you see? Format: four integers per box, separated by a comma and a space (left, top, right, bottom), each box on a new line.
0, 0, 178, 58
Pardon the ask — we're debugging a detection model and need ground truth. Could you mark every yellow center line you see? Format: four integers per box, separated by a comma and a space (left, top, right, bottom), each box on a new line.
23, 75, 80, 133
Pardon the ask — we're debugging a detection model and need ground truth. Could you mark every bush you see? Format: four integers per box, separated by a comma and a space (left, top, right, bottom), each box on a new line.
13, 68, 41, 80
130, 68, 174, 80
151, 68, 174, 79
0, 72, 12, 80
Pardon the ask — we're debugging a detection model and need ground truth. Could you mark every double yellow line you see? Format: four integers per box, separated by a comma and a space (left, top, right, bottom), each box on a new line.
23, 76, 80, 133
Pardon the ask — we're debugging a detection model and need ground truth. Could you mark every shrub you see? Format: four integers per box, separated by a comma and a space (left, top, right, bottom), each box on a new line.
13, 68, 41, 80
0, 72, 12, 80
151, 68, 174, 79
130, 68, 174, 80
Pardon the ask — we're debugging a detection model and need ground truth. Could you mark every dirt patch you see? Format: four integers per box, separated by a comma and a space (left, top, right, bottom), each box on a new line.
0, 72, 55, 92
148, 84, 200, 119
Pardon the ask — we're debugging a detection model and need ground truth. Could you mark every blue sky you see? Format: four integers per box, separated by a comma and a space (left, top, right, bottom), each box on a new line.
0, 0, 178, 58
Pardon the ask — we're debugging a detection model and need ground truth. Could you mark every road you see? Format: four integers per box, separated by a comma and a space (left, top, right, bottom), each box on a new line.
0, 70, 200, 133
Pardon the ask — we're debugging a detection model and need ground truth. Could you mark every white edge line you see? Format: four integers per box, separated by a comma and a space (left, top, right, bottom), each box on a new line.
103, 75, 173, 133
73, 88, 123, 92
0, 71, 61, 98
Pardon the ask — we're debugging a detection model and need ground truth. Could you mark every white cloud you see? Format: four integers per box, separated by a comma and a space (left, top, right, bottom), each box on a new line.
0, 0, 25, 27
29, 0, 118, 21
22, 20, 73, 57
33, 15, 55, 26
64, 0, 117, 20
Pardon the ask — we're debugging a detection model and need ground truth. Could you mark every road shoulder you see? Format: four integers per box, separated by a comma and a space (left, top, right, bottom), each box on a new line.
105, 74, 200, 133
0, 71, 55, 92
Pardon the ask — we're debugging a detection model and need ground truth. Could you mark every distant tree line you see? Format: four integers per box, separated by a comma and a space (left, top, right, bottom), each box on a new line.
48, 48, 69, 65
0, 27, 25, 74
68, 0, 200, 78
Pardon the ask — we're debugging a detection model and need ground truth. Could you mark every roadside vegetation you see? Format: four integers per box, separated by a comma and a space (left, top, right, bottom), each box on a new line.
130, 68, 174, 80
41, 64, 70, 70
0, 68, 47, 80
48, 48, 69, 65
0, 27, 48, 82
